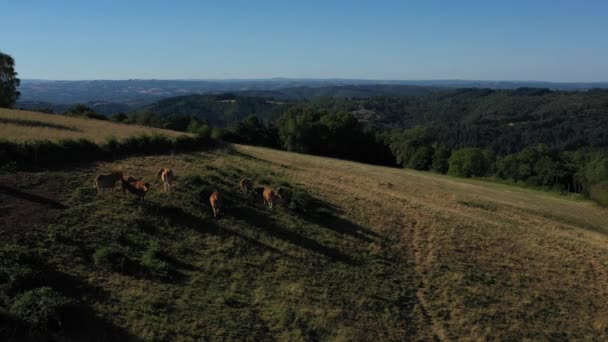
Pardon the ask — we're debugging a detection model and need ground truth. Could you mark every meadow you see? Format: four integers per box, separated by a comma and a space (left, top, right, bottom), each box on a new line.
0, 108, 187, 143
1, 142, 607, 341
0, 109, 211, 169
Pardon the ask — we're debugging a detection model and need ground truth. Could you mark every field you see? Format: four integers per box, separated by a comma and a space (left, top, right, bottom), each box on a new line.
0, 108, 187, 143
1, 144, 607, 341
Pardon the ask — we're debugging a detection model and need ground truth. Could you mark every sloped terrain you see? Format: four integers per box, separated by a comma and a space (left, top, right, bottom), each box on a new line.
1, 145, 607, 340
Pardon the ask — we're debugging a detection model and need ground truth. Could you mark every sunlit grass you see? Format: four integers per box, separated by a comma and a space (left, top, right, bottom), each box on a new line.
0, 108, 188, 143
2, 144, 607, 340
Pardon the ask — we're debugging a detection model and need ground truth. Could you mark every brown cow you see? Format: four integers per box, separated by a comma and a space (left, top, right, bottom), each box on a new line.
121, 178, 150, 201
262, 187, 278, 209
120, 176, 140, 194
209, 191, 223, 218
239, 178, 253, 194
95, 171, 123, 195
157, 168, 175, 192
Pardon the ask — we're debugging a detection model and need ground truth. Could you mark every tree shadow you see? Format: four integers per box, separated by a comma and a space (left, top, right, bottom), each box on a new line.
0, 185, 67, 209
0, 117, 81, 132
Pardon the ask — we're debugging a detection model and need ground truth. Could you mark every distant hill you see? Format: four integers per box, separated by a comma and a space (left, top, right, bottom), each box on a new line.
133, 93, 288, 126
343, 88, 608, 154
17, 101, 132, 115
233, 84, 441, 100
17, 79, 608, 108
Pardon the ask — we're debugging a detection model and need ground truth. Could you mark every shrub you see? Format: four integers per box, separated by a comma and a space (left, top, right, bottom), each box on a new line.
431, 145, 451, 174
0, 245, 44, 294
408, 146, 434, 170
141, 243, 171, 278
589, 180, 608, 206
93, 247, 126, 272
1, 133, 215, 169
9, 287, 71, 331
448, 148, 491, 178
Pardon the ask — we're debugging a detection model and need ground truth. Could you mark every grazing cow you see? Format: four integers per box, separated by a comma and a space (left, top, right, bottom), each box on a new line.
95, 171, 123, 195
209, 191, 223, 218
121, 176, 142, 194
239, 178, 253, 194
157, 168, 175, 192
121, 178, 150, 201
254, 186, 266, 199
262, 187, 278, 209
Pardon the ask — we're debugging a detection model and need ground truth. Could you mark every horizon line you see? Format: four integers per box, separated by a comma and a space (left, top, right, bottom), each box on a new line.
19, 77, 608, 84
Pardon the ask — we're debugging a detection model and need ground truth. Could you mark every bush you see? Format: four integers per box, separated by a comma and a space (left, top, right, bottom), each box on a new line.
0, 133, 215, 169
93, 247, 126, 272
408, 146, 433, 170
589, 180, 608, 206
9, 287, 71, 331
448, 148, 491, 178
141, 243, 171, 278
0, 245, 44, 294
431, 145, 450, 174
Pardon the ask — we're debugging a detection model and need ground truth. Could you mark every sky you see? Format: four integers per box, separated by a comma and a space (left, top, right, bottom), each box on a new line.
1, 0, 607, 82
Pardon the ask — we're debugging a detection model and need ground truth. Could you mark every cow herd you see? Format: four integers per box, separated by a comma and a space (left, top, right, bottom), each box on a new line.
94, 168, 288, 218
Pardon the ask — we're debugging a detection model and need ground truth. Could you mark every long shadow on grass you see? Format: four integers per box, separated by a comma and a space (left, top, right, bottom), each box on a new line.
0, 185, 67, 209
227, 149, 291, 169
143, 202, 293, 259
231, 205, 354, 265
3, 261, 139, 341
283, 189, 382, 243
0, 117, 81, 131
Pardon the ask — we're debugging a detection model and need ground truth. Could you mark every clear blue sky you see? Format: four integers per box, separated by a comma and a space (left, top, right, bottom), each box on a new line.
2, 0, 607, 81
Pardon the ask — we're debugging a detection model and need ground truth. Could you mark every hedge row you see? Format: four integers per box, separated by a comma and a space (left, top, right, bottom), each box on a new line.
0, 133, 216, 169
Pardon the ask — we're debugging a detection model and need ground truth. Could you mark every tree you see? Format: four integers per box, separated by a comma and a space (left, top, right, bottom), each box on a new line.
109, 112, 128, 123
431, 144, 451, 174
389, 126, 435, 168
0, 52, 20, 108
448, 148, 491, 177
64, 104, 107, 120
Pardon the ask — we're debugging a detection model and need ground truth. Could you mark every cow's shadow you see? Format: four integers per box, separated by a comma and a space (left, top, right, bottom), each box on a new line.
143, 201, 293, 259
231, 205, 355, 264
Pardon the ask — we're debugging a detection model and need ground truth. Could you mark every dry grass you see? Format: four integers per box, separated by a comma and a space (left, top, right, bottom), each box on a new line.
234, 145, 608, 340
0, 108, 188, 143
3, 144, 607, 340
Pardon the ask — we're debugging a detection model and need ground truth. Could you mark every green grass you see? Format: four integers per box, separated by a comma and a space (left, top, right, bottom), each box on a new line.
1, 145, 607, 341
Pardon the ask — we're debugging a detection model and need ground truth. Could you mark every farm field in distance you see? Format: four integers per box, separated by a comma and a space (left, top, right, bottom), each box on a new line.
0, 108, 188, 143
1, 140, 607, 340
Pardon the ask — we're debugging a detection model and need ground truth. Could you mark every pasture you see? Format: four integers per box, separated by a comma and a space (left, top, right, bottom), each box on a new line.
0, 108, 187, 143
1, 144, 607, 340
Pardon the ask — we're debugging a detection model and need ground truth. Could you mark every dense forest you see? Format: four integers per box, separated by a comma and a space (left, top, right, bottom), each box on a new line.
47, 88, 608, 205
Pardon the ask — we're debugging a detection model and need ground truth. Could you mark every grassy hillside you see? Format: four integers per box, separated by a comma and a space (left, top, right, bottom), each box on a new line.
0, 108, 188, 143
1, 145, 607, 340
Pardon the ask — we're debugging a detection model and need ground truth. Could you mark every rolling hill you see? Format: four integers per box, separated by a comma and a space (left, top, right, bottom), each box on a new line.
1, 140, 607, 340
0, 108, 188, 143
132, 94, 289, 127
18, 79, 608, 107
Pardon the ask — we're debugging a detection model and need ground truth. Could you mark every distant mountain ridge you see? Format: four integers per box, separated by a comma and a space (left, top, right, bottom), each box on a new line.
17, 78, 608, 107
